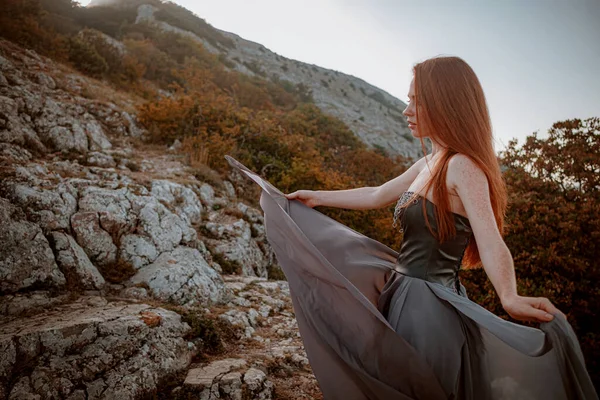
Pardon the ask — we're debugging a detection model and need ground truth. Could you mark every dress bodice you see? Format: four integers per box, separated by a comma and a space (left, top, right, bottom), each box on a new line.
392, 191, 473, 293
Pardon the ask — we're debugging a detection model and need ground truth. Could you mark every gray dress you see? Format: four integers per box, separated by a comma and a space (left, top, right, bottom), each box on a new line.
225, 155, 598, 400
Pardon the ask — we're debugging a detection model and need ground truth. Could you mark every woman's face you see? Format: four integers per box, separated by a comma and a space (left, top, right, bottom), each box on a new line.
402, 78, 425, 138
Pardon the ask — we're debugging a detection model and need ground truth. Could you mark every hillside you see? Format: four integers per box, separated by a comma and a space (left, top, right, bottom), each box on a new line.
0, 3, 409, 397
0, 37, 323, 399
1, 0, 598, 396
133, 2, 422, 159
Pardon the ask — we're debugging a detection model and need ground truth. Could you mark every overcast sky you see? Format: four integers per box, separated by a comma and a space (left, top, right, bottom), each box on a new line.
81, 0, 600, 152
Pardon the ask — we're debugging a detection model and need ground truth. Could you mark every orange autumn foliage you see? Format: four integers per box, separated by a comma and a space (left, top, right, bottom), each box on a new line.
462, 118, 600, 387
3, 0, 598, 389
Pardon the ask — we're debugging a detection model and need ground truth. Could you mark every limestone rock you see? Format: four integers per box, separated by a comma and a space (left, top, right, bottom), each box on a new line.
86, 151, 116, 168
46, 124, 89, 152
0, 291, 70, 317
219, 309, 255, 339
128, 246, 228, 307
84, 119, 112, 151
119, 234, 159, 270
151, 179, 203, 225
184, 358, 273, 400
184, 358, 246, 390
182, 359, 274, 400
0, 300, 194, 400
0, 198, 65, 294
223, 180, 236, 199
132, 195, 198, 253
78, 186, 135, 238
71, 211, 118, 268
198, 183, 216, 207
49, 232, 106, 290
5, 181, 78, 233
205, 218, 269, 277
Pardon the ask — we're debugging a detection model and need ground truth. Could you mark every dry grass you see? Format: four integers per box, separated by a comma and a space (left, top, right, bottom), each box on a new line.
187, 163, 224, 189
49, 59, 146, 114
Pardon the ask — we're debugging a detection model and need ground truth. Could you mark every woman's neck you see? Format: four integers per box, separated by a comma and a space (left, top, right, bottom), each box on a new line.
430, 138, 446, 157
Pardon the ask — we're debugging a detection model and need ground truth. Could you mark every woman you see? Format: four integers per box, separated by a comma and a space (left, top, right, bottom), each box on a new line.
225, 56, 597, 399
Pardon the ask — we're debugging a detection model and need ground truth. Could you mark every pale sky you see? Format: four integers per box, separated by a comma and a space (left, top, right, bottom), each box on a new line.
81, 0, 600, 152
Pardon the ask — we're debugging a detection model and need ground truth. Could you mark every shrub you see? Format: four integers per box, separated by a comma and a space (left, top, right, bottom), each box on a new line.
211, 252, 242, 275
68, 36, 109, 77
123, 38, 180, 86
179, 309, 224, 353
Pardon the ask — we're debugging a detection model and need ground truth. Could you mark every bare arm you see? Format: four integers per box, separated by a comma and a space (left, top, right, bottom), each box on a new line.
448, 154, 564, 322
286, 156, 427, 210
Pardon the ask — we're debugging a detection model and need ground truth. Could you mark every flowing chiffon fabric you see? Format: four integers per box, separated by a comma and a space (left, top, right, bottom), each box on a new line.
225, 155, 597, 400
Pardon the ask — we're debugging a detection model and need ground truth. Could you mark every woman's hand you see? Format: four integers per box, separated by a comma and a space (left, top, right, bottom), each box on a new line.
285, 190, 321, 208
501, 294, 566, 323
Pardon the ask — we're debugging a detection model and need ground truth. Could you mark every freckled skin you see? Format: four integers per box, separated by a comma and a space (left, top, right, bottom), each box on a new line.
287, 76, 564, 323
401, 77, 563, 323
446, 154, 519, 305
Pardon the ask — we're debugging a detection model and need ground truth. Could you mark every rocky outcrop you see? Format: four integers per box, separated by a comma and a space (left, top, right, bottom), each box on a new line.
4, 179, 78, 234
183, 359, 274, 400
150, 180, 203, 225
128, 246, 226, 307
0, 298, 195, 400
49, 232, 106, 291
0, 197, 66, 294
0, 39, 318, 399
204, 216, 270, 278
0, 39, 143, 160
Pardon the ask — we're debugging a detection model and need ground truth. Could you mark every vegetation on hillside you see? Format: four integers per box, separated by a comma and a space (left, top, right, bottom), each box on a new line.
462, 117, 600, 385
1, 0, 598, 387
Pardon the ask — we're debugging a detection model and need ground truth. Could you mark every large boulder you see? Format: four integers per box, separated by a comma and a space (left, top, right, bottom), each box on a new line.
128, 246, 228, 307
151, 179, 203, 225
205, 217, 269, 278
4, 180, 78, 234
49, 232, 106, 291
71, 211, 119, 269
0, 198, 66, 294
0, 298, 195, 400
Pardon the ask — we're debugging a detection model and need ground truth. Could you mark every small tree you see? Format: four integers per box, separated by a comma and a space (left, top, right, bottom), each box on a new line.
68, 36, 109, 77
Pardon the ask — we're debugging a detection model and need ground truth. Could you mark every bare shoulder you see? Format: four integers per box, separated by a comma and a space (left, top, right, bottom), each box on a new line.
446, 153, 488, 191
447, 153, 503, 246
447, 153, 496, 232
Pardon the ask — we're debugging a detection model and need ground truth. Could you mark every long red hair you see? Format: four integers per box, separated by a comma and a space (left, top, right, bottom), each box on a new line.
402, 56, 507, 269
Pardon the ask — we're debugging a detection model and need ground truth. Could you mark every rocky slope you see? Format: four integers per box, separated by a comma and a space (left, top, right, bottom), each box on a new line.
133, 2, 423, 159
0, 38, 320, 399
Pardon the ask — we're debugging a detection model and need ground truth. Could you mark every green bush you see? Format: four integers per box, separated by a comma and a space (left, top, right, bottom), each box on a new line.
68, 36, 109, 77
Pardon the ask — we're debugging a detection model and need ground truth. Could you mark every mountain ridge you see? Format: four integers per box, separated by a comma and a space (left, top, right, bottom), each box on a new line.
127, 0, 426, 159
